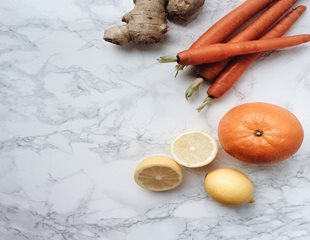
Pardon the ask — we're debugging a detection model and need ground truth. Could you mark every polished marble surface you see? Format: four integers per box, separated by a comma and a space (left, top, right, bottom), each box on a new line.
0, 0, 310, 239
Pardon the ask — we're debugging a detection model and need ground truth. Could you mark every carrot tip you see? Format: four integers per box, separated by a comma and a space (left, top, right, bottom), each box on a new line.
196, 96, 213, 112
157, 56, 178, 63
185, 77, 204, 100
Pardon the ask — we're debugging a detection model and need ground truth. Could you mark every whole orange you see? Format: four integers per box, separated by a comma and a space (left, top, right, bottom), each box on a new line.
218, 102, 304, 164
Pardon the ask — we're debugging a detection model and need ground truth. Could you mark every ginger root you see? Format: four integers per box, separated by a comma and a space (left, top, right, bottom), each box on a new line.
104, 0, 205, 46
104, 0, 168, 45
167, 0, 205, 23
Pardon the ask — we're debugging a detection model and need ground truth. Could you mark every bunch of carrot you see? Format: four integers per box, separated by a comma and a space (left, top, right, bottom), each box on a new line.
158, 0, 309, 112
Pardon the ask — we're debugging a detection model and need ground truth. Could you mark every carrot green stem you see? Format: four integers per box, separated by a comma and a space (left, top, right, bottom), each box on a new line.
196, 96, 213, 112
175, 64, 185, 77
185, 77, 204, 100
157, 56, 178, 63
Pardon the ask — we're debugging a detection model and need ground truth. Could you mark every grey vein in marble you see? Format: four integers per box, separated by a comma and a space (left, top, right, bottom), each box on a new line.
1, 0, 310, 239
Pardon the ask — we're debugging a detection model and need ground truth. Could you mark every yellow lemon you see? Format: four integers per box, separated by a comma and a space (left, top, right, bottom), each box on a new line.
204, 168, 254, 205
170, 131, 218, 168
134, 156, 183, 191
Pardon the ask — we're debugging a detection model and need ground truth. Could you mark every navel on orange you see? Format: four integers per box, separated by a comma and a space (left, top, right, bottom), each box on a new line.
218, 102, 304, 164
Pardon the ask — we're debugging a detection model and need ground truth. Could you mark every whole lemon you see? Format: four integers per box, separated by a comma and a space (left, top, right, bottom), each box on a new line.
204, 168, 254, 206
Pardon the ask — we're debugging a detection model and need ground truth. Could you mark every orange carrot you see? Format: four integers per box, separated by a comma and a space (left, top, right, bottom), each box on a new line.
185, 0, 298, 99
174, 34, 310, 65
198, 0, 298, 82
196, 5, 307, 112
190, 0, 276, 48
175, 0, 276, 73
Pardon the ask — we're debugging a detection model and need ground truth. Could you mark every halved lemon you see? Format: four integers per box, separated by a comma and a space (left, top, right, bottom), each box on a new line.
170, 131, 218, 168
134, 156, 183, 191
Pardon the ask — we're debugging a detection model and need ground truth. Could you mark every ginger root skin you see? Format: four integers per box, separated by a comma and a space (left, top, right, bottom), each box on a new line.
104, 0, 168, 46
167, 0, 205, 23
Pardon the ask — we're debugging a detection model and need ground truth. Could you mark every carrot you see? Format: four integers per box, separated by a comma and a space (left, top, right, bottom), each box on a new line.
196, 5, 307, 112
197, 0, 298, 82
198, 0, 297, 81
175, 0, 276, 74
190, 0, 276, 48
185, 0, 298, 99
172, 34, 310, 65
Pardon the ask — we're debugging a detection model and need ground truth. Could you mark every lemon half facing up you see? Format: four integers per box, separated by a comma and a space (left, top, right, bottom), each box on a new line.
170, 131, 218, 168
134, 156, 183, 191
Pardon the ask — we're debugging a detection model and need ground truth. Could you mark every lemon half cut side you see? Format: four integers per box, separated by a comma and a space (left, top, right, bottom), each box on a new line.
134, 156, 183, 191
170, 131, 218, 168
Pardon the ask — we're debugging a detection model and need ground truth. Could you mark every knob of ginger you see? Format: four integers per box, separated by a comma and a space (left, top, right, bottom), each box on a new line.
167, 0, 205, 23
104, 0, 204, 45
104, 0, 168, 45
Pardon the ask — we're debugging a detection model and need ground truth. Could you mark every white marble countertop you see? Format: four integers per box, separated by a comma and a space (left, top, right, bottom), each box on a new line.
1, 0, 310, 239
